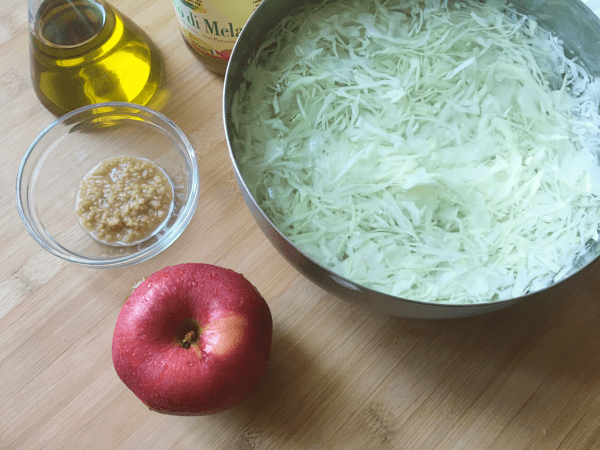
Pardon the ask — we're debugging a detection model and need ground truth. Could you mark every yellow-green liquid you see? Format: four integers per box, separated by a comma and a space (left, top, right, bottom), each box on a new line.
30, 0, 163, 116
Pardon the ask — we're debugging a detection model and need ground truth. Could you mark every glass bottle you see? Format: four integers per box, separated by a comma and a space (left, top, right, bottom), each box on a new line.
172, 0, 262, 75
29, 0, 163, 116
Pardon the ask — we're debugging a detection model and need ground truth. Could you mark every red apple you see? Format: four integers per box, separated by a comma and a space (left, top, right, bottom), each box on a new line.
111, 263, 273, 415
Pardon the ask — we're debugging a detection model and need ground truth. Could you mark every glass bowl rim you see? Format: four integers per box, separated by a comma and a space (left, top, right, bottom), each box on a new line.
15, 101, 200, 268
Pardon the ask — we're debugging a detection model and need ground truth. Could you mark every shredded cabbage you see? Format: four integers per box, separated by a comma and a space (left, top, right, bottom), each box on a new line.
232, 0, 600, 303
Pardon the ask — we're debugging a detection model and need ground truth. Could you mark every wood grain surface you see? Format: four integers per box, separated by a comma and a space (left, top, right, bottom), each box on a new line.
2, 0, 600, 448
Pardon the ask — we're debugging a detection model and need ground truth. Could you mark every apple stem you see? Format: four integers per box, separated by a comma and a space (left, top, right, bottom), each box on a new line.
182, 331, 195, 349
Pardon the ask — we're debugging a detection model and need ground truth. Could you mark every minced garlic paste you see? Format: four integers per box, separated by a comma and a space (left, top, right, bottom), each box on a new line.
75, 156, 174, 245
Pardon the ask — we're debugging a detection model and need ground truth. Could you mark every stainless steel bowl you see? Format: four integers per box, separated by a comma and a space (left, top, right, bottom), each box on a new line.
223, 0, 600, 318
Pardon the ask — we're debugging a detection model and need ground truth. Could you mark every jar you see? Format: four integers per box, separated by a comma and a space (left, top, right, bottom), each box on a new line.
172, 0, 261, 74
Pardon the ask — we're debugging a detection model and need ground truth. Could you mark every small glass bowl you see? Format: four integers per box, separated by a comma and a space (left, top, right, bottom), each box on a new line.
16, 102, 200, 268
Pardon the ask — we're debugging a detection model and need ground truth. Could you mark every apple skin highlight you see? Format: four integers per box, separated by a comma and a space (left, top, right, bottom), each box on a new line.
112, 263, 273, 415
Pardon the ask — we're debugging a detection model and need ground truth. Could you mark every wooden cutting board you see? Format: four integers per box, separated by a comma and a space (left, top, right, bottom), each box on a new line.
2, 0, 600, 448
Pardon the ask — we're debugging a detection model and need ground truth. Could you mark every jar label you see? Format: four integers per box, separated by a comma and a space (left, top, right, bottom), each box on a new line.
172, 0, 261, 60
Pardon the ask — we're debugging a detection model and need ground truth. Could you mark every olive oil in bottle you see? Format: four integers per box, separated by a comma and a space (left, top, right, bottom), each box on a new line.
29, 0, 163, 116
